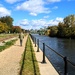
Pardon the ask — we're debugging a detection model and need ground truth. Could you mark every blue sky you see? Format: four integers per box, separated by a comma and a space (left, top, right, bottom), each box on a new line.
0, 0, 75, 30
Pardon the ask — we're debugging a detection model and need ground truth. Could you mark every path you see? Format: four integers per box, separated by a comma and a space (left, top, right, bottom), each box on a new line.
0, 35, 28, 75
30, 37, 59, 75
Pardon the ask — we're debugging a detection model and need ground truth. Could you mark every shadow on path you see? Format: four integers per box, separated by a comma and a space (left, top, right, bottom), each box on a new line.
19, 37, 37, 75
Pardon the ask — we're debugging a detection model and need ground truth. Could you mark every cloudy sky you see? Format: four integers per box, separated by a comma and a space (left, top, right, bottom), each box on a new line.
0, 0, 75, 30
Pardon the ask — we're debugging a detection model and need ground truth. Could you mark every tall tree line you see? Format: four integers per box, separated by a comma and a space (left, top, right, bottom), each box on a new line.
46, 15, 75, 39
0, 16, 13, 33
0, 16, 22, 33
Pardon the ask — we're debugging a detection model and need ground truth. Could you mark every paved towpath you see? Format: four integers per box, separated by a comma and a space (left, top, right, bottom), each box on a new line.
0, 34, 59, 75
30, 36, 59, 75
0, 35, 28, 75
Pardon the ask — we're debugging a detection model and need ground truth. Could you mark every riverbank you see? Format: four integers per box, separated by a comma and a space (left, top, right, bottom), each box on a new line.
30, 36, 59, 75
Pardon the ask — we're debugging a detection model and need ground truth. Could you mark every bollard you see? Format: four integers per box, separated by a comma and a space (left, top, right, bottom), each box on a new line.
64, 57, 67, 75
42, 43, 46, 63
37, 39, 39, 52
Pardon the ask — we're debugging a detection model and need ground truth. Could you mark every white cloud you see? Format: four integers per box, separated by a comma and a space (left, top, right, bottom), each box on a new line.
48, 20, 59, 25
16, 0, 51, 16
43, 15, 50, 19
47, 0, 61, 3
48, 17, 63, 25
5, 0, 21, 4
31, 19, 46, 26
0, 7, 11, 17
56, 17, 63, 22
16, 17, 63, 29
30, 13, 37, 16
20, 19, 29, 25
52, 6, 58, 9
16, 19, 29, 27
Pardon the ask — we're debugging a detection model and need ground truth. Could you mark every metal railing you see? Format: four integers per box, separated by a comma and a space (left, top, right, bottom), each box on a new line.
30, 34, 75, 75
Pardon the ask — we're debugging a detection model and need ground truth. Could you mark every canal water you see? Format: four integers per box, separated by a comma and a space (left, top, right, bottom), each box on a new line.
32, 34, 75, 75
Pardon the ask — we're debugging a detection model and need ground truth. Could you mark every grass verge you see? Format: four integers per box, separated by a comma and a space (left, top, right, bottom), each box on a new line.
20, 36, 40, 75
0, 39, 17, 52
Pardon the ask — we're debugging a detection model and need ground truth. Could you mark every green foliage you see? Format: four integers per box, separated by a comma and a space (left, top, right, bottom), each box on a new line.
0, 16, 14, 33
21, 36, 40, 75
49, 26, 58, 37
64, 14, 75, 27
57, 15, 75, 38
0, 16, 13, 28
0, 21, 9, 33
5, 40, 15, 46
12, 26, 22, 33
57, 22, 66, 38
71, 26, 75, 38
46, 14, 75, 39
0, 39, 17, 52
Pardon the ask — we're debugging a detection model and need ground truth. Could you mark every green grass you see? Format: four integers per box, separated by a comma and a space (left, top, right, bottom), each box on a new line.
0, 34, 17, 37
0, 34, 18, 41
0, 39, 17, 52
20, 36, 40, 75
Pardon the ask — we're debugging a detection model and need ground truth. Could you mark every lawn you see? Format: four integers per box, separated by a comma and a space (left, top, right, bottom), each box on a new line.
0, 39, 17, 52
0, 34, 18, 42
20, 36, 40, 75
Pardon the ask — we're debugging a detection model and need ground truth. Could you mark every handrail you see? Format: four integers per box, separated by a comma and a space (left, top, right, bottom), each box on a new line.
30, 34, 75, 75
39, 40, 64, 58
45, 44, 64, 58
36, 36, 75, 67
67, 59, 75, 67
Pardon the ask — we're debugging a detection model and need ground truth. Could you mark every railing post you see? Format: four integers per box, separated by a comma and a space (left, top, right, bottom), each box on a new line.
64, 57, 67, 75
37, 39, 39, 52
42, 43, 46, 63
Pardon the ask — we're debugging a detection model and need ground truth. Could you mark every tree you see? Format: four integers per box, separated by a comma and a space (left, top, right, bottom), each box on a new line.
0, 21, 4, 33
0, 16, 14, 30
49, 26, 58, 37
64, 15, 75, 27
12, 26, 21, 33
46, 14, 75, 39
57, 22, 72, 38
0, 21, 9, 33
57, 22, 65, 37
71, 26, 75, 38
45, 29, 50, 35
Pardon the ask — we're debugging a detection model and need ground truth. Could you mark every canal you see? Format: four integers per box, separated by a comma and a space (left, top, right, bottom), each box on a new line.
32, 34, 75, 75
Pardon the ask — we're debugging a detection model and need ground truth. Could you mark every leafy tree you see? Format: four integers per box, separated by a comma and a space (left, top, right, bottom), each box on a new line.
71, 26, 75, 38
0, 21, 4, 33
3, 23, 9, 33
0, 16, 14, 30
0, 21, 9, 33
57, 15, 75, 38
12, 26, 21, 33
21, 29, 25, 33
49, 26, 58, 37
57, 22, 72, 38
57, 22, 65, 37
64, 14, 75, 27
45, 29, 50, 35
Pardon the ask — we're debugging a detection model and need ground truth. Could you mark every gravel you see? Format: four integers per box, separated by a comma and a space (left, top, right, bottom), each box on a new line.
0, 36, 27, 75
